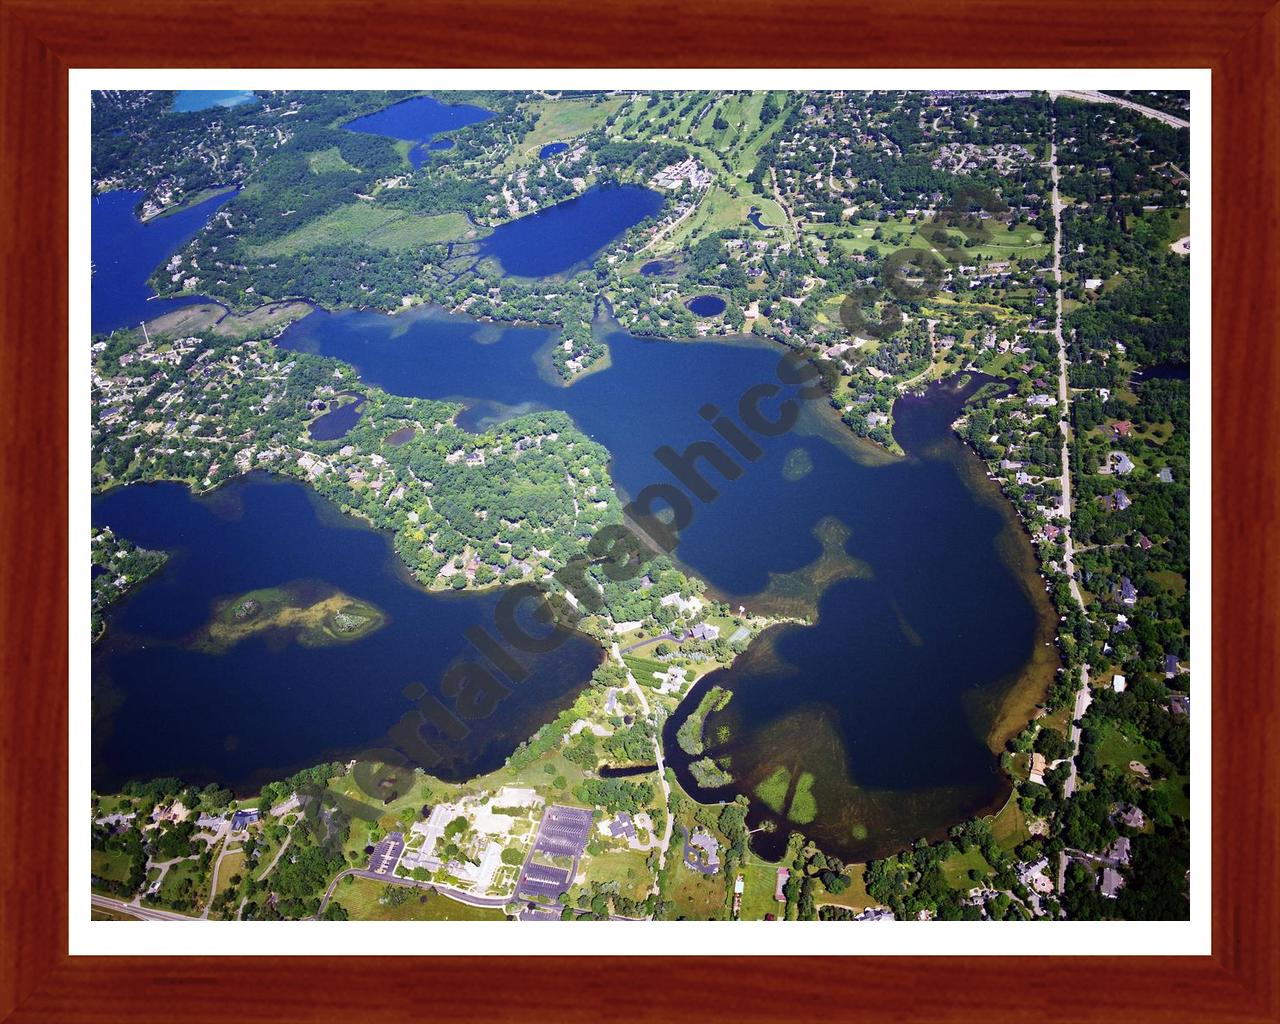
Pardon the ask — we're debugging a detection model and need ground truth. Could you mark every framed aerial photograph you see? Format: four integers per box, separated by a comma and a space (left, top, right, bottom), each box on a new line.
73, 69, 1211, 957
2, 1, 1277, 1020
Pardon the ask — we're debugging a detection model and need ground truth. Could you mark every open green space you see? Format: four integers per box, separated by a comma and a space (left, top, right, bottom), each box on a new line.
988, 797, 1032, 852
499, 97, 626, 171
307, 146, 359, 174
91, 849, 135, 883
249, 203, 475, 257
333, 877, 506, 921
939, 846, 994, 889
736, 858, 785, 920
581, 846, 652, 903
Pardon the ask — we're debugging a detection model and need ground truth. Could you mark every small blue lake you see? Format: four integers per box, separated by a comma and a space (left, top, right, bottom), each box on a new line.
343, 95, 493, 169
640, 259, 674, 277
747, 206, 769, 230
479, 184, 664, 278
307, 393, 365, 441
539, 142, 570, 158
686, 294, 727, 316
91, 189, 237, 336
172, 91, 257, 112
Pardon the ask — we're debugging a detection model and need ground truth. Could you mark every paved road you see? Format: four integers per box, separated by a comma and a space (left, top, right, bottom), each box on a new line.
316, 867, 512, 917
1049, 133, 1086, 612
1050, 121, 1095, 902
620, 631, 680, 654
1050, 90, 1189, 129
91, 893, 197, 922
611, 641, 673, 895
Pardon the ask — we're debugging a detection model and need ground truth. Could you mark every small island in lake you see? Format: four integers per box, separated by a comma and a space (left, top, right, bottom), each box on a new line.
189, 580, 386, 653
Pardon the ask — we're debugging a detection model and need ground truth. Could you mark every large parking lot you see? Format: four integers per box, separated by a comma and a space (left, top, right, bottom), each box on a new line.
532, 805, 593, 857
516, 805, 593, 903
368, 831, 405, 875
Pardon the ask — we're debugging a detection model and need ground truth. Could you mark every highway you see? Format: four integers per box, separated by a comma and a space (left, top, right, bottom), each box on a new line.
1050, 90, 1189, 130
91, 893, 199, 922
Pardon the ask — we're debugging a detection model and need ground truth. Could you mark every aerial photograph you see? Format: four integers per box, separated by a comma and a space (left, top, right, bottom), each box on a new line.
87, 86, 1192, 924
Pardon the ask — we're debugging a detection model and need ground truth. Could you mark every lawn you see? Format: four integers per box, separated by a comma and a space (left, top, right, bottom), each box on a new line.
1094, 721, 1155, 773
1155, 774, 1191, 819
155, 858, 207, 913
213, 849, 246, 900
988, 797, 1032, 852
814, 864, 873, 911
1148, 570, 1187, 597
580, 845, 653, 903
939, 847, 994, 889
91, 848, 135, 883
827, 216, 1049, 264
249, 203, 475, 257
736, 857, 786, 920
334, 877, 506, 921
664, 861, 729, 920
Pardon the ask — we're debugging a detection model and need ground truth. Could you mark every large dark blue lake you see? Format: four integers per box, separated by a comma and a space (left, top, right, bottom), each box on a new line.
479, 184, 664, 278
91, 189, 236, 336
267, 307, 1057, 859
91, 475, 602, 794
343, 95, 493, 169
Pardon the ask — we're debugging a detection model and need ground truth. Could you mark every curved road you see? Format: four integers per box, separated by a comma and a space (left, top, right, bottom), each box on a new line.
317, 867, 512, 917
1050, 90, 1189, 130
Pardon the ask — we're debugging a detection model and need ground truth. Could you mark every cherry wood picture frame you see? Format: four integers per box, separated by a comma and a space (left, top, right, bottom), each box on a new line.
2, 1, 1276, 1020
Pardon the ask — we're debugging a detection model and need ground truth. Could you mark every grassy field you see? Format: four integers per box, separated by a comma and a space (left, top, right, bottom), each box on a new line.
826, 216, 1049, 263
665, 860, 728, 920
581, 845, 653, 903
334, 877, 506, 921
988, 796, 1032, 852
939, 847, 994, 889
155, 858, 206, 912
499, 97, 627, 172
815, 864, 874, 911
213, 849, 245, 899
736, 857, 785, 920
1094, 721, 1155, 772
91, 849, 135, 883
91, 905, 140, 921
1155, 774, 1191, 818
307, 147, 359, 174
250, 203, 475, 257
663, 183, 787, 253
